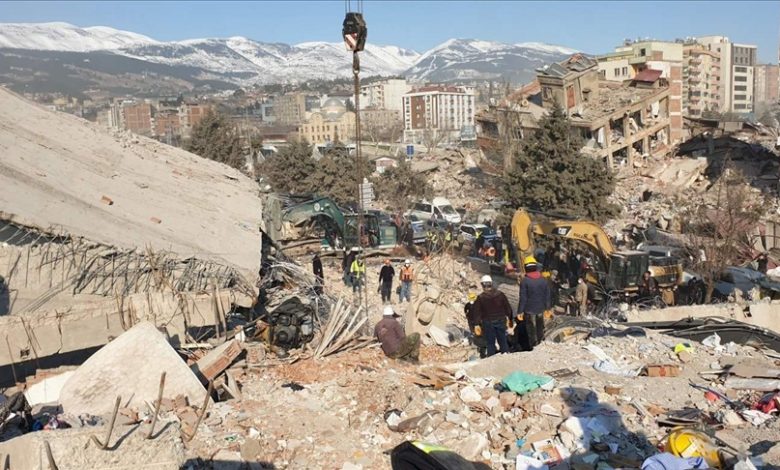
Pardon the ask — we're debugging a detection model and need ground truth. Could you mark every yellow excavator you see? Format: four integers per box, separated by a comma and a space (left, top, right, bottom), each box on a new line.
511, 209, 683, 300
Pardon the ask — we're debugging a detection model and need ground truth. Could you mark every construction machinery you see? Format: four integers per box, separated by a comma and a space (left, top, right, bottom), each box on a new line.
511, 209, 683, 299
264, 195, 397, 254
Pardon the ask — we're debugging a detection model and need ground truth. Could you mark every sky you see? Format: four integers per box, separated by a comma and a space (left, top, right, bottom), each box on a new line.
1, 1, 779, 62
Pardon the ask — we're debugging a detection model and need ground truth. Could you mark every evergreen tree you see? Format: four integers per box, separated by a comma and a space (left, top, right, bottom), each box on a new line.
186, 111, 245, 171
502, 104, 618, 221
371, 158, 431, 214
311, 146, 360, 206
257, 138, 316, 194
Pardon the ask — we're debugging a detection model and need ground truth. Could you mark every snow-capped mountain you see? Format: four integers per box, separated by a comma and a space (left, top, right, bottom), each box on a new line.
405, 38, 577, 83
0, 23, 577, 90
0, 22, 157, 51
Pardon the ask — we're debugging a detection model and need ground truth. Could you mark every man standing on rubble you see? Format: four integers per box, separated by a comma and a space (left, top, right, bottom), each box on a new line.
574, 277, 588, 316
464, 292, 487, 358
378, 259, 395, 304
375, 306, 420, 363
472, 275, 513, 357
350, 254, 366, 298
343, 247, 358, 287
399, 260, 414, 303
517, 256, 551, 351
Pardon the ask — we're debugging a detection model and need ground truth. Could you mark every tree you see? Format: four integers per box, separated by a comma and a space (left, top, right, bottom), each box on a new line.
502, 103, 618, 221
421, 124, 446, 155
186, 111, 245, 171
311, 146, 360, 206
371, 158, 431, 214
679, 166, 766, 302
257, 138, 316, 194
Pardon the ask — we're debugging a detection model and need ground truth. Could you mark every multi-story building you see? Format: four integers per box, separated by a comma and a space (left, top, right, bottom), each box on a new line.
697, 36, 757, 114
597, 40, 683, 142
153, 110, 181, 141
179, 103, 211, 138
122, 102, 153, 136
402, 85, 476, 144
754, 64, 779, 107
360, 78, 411, 112
298, 98, 356, 144
361, 108, 403, 142
274, 92, 308, 125
538, 54, 675, 168
683, 42, 721, 117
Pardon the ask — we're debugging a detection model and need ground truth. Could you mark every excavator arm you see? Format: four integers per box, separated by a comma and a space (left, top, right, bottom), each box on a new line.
511, 208, 616, 264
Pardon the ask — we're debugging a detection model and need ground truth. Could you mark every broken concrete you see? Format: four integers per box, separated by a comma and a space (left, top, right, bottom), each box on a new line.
58, 322, 207, 416
191, 339, 244, 383
0, 420, 185, 469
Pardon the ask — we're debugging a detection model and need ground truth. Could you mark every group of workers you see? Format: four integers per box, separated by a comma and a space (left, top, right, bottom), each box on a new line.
463, 256, 553, 357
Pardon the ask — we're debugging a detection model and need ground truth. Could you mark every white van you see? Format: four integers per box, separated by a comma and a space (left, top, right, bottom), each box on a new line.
408, 197, 461, 224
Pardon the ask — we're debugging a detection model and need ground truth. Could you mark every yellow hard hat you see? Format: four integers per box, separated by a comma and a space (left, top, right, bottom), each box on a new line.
666, 429, 721, 468
542, 271, 551, 279
467, 293, 477, 301
523, 256, 538, 266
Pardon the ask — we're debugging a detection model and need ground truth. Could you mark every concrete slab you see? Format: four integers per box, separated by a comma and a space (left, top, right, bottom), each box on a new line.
24, 370, 75, 406
58, 322, 207, 416
0, 421, 185, 469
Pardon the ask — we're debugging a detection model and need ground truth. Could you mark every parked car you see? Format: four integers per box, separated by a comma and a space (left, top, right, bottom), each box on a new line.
406, 197, 462, 224
458, 224, 499, 245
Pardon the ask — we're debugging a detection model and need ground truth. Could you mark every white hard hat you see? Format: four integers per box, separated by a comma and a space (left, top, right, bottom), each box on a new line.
383, 306, 396, 316
480, 275, 493, 285
404, 259, 411, 265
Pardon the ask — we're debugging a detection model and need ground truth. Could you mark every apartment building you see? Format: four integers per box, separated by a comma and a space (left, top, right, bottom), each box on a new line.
122, 102, 153, 136
754, 64, 779, 106
360, 78, 411, 112
539, 55, 675, 168
273, 92, 308, 125
597, 41, 683, 142
683, 43, 721, 117
697, 36, 757, 114
402, 85, 476, 144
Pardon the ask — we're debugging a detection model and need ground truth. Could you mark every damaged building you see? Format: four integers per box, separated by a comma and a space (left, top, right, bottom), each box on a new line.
477, 54, 680, 169
0, 88, 265, 385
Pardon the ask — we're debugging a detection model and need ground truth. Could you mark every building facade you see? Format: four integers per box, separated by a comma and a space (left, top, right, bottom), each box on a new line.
298, 98, 356, 144
754, 64, 779, 107
697, 36, 757, 114
683, 43, 721, 117
274, 92, 308, 125
360, 79, 411, 112
122, 102, 153, 136
402, 85, 476, 144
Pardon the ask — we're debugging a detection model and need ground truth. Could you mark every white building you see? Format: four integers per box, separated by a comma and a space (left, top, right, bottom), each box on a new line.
697, 36, 757, 114
359, 79, 411, 112
402, 85, 476, 144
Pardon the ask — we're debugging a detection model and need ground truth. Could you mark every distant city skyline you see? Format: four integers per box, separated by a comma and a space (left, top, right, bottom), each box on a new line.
1, 1, 779, 62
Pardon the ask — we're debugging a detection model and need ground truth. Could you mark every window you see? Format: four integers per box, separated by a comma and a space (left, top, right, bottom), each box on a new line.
622, 67, 628, 76
735, 66, 747, 73
734, 85, 747, 91
735, 104, 747, 110
614, 67, 620, 76
640, 48, 646, 56
734, 95, 747, 101
734, 76, 747, 82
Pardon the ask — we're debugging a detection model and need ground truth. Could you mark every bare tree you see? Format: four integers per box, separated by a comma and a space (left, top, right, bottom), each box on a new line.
422, 124, 446, 155
680, 166, 767, 302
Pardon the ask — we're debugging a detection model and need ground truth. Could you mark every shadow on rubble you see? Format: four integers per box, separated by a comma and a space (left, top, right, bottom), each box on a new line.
558, 386, 655, 468
182, 458, 277, 469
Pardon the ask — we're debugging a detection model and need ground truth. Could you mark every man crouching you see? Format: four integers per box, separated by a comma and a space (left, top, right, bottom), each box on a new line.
375, 306, 420, 364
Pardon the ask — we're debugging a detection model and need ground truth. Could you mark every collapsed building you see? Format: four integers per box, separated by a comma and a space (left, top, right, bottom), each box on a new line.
0, 87, 265, 385
477, 54, 681, 169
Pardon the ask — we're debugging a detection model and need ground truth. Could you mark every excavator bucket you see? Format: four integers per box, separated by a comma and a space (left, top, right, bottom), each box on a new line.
511, 209, 534, 255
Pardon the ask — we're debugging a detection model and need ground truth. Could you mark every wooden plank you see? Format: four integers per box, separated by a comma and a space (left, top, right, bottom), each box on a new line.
724, 377, 780, 391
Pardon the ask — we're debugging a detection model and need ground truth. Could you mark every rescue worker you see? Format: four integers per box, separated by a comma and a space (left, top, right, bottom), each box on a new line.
464, 292, 487, 358
638, 270, 659, 300
375, 306, 420, 363
517, 256, 551, 351
756, 252, 769, 274
399, 259, 414, 303
342, 247, 358, 287
444, 226, 453, 253
378, 259, 395, 304
312, 253, 324, 295
574, 277, 588, 316
350, 255, 366, 297
474, 229, 484, 257
472, 275, 513, 357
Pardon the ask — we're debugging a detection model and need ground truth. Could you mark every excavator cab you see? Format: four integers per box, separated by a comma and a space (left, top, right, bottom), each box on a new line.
605, 251, 649, 292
